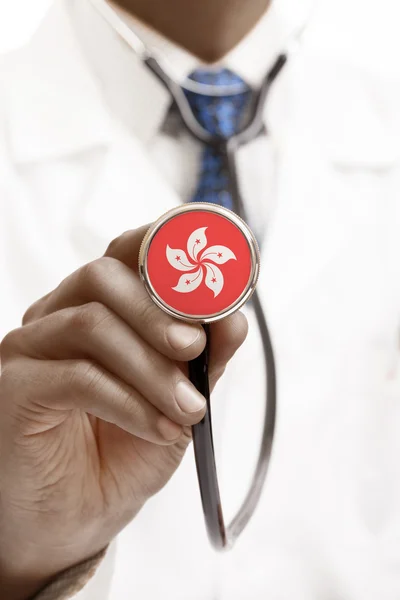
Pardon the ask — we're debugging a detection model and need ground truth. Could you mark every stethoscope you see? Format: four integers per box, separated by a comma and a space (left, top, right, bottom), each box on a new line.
89, 0, 313, 551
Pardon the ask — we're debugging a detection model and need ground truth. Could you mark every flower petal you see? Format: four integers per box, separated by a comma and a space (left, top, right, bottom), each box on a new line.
172, 268, 203, 294
204, 263, 224, 298
200, 245, 237, 265
166, 245, 195, 271
187, 227, 208, 262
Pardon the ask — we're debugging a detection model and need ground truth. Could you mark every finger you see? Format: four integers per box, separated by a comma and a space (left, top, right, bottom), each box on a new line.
106, 230, 249, 388
23, 225, 147, 324
104, 226, 150, 267
23, 256, 206, 362
1, 357, 183, 445
8, 304, 207, 426
208, 310, 249, 389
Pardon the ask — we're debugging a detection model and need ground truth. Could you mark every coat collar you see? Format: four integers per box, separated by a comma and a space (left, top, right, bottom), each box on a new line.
2, 0, 399, 169
2, 0, 114, 164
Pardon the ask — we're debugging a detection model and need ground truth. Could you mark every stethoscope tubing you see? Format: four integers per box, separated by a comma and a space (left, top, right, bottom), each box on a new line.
142, 54, 285, 549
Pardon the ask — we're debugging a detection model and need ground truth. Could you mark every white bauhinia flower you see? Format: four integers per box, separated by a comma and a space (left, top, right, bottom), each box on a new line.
166, 227, 237, 298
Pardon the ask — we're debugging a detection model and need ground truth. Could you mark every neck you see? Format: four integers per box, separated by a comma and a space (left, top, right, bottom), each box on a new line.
113, 0, 271, 62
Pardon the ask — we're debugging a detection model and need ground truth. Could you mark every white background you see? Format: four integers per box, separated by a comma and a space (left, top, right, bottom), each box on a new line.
0, 0, 53, 53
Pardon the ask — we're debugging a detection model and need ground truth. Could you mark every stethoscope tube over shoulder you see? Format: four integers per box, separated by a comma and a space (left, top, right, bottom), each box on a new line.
144, 53, 287, 148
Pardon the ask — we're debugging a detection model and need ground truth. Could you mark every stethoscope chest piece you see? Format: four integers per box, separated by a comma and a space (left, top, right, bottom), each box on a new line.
139, 203, 260, 324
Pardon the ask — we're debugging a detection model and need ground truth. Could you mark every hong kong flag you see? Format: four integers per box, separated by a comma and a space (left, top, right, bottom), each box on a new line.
146, 210, 254, 318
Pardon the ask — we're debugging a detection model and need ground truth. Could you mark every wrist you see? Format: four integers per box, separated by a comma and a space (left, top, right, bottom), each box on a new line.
0, 566, 52, 600
0, 535, 62, 600
0, 535, 110, 600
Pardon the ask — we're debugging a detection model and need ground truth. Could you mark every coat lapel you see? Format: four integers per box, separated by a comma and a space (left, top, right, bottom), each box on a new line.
69, 135, 183, 259
257, 54, 399, 323
258, 138, 352, 322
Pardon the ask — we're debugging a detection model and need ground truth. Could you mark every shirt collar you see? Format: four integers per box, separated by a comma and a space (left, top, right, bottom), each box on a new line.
105, 0, 302, 88
70, 0, 314, 143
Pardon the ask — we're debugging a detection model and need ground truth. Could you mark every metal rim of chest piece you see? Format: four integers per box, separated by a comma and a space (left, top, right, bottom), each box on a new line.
138, 202, 260, 324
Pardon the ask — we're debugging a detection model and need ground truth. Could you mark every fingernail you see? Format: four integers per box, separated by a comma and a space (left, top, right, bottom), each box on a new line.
175, 381, 206, 414
158, 416, 182, 441
167, 324, 201, 351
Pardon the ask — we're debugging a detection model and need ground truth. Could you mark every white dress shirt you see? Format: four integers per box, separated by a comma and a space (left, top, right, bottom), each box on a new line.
2, 1, 400, 599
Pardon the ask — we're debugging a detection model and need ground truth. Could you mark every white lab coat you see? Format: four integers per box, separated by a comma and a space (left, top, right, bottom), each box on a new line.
1, 1, 400, 599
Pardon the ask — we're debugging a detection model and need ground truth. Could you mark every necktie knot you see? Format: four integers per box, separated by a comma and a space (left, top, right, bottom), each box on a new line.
184, 68, 251, 138
183, 68, 253, 209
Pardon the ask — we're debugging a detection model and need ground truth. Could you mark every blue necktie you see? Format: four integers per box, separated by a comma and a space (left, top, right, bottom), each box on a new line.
184, 69, 251, 210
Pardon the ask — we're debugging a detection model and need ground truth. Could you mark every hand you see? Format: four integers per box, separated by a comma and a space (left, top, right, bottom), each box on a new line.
0, 226, 248, 600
